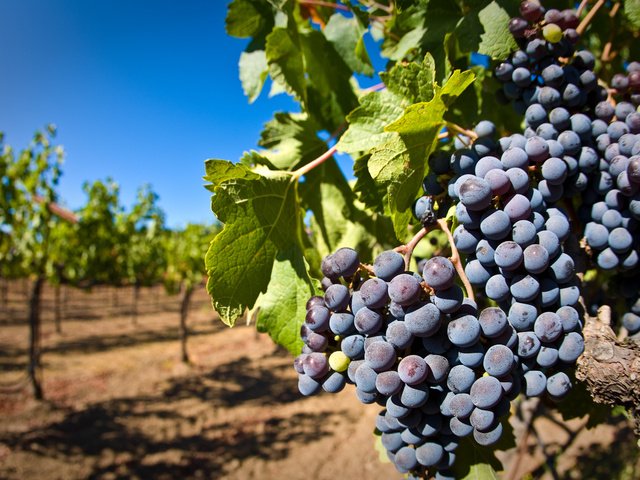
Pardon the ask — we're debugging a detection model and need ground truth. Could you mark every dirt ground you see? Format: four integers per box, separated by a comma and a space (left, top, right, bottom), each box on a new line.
0, 282, 638, 480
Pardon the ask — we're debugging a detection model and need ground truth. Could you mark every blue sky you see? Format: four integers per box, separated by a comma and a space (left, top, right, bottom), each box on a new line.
0, 1, 332, 228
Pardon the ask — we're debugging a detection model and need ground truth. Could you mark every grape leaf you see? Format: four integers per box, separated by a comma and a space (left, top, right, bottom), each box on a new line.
324, 13, 374, 76
254, 246, 319, 354
419, 0, 463, 56
380, 53, 437, 104
301, 157, 383, 260
477, 1, 518, 60
353, 153, 387, 212
337, 90, 405, 155
368, 70, 475, 239
373, 106, 447, 239
625, 0, 640, 28
204, 159, 302, 326
266, 27, 306, 103
380, 1, 428, 61
300, 30, 359, 128
239, 50, 269, 103
258, 112, 326, 170
226, 0, 274, 38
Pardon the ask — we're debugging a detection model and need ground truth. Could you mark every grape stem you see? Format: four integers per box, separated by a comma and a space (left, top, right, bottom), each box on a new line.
358, 263, 376, 276
446, 122, 478, 142
394, 227, 429, 270
601, 2, 621, 63
360, 0, 393, 13
436, 218, 475, 302
576, 0, 589, 17
576, 0, 606, 36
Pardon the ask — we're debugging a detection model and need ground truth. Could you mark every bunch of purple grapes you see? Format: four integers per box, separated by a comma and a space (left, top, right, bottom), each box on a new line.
493, 0, 640, 336
296, 243, 582, 478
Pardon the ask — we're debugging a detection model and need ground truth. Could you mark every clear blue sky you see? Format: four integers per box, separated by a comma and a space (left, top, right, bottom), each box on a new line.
0, 1, 335, 228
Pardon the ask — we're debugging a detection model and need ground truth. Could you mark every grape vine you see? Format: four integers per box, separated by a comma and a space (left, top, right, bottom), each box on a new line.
208, 0, 640, 477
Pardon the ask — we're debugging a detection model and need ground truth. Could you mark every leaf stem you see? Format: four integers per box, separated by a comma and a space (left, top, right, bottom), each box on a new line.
298, 0, 350, 12
360, 82, 386, 95
293, 144, 339, 179
436, 218, 475, 302
577, 0, 606, 35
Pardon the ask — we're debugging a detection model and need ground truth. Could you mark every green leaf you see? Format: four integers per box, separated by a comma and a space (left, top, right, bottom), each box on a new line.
226, 0, 273, 38
477, 1, 518, 60
420, 0, 463, 51
301, 157, 378, 259
258, 112, 326, 170
300, 30, 359, 127
337, 90, 405, 155
254, 246, 319, 354
204, 159, 301, 326
440, 69, 476, 107
380, 1, 427, 61
324, 13, 374, 76
380, 53, 437, 104
353, 153, 387, 212
266, 27, 306, 103
239, 50, 269, 103
368, 70, 474, 238
625, 0, 640, 28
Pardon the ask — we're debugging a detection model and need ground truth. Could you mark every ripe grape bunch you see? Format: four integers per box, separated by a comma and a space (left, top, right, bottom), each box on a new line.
294, 0, 640, 477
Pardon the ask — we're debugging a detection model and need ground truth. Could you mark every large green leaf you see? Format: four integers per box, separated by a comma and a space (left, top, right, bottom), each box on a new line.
337, 90, 405, 155
380, 53, 437, 104
477, 1, 518, 60
300, 30, 359, 128
625, 0, 640, 28
226, 0, 274, 38
239, 50, 269, 103
254, 246, 319, 354
368, 70, 475, 239
324, 13, 374, 76
266, 27, 306, 103
258, 113, 326, 170
204, 159, 302, 325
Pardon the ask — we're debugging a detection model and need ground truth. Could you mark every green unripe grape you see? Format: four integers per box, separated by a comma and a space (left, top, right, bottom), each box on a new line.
329, 351, 350, 372
543, 23, 563, 44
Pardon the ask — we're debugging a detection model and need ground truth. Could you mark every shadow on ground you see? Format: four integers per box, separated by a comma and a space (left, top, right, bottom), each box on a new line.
0, 354, 329, 479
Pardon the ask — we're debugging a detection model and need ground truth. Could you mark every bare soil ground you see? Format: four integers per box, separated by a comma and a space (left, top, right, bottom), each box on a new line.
0, 282, 638, 480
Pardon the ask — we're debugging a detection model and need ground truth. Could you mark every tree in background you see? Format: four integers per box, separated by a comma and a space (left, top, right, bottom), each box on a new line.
0, 125, 65, 399
118, 185, 167, 324
165, 223, 220, 362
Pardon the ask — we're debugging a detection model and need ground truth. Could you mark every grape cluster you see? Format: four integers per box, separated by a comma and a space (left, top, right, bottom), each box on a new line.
493, 0, 640, 338
296, 244, 582, 478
